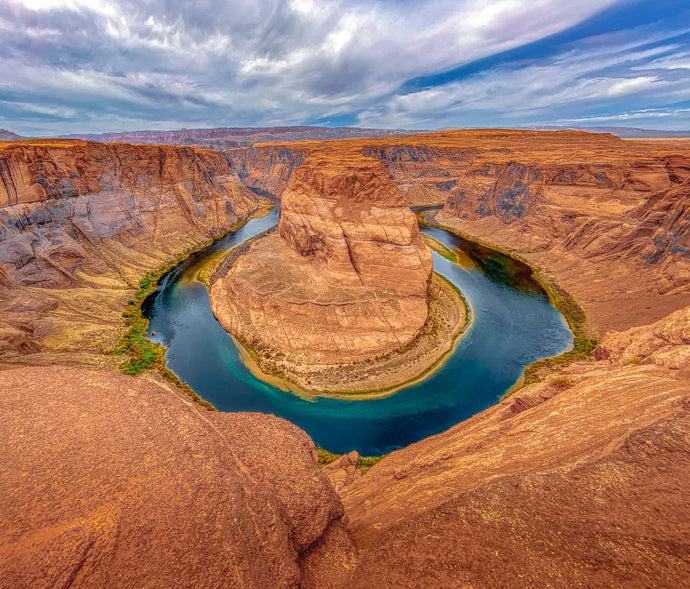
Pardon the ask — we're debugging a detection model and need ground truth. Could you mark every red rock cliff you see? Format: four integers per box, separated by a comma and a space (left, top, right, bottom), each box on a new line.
0, 140, 263, 363
210, 151, 433, 366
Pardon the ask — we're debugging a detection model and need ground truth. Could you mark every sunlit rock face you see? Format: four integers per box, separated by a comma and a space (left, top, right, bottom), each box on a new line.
0, 366, 352, 588
210, 151, 433, 364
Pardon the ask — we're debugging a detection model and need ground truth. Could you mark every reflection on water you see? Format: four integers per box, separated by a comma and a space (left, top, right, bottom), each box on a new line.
143, 205, 572, 455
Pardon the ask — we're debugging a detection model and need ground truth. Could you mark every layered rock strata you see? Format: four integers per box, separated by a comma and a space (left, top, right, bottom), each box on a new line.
234, 131, 690, 337
339, 305, 690, 587
362, 131, 690, 336
210, 153, 449, 392
0, 140, 264, 366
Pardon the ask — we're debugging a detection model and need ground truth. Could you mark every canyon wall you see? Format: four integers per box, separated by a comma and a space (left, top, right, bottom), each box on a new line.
210, 151, 433, 367
229, 145, 308, 196
0, 140, 263, 365
339, 305, 690, 587
233, 131, 690, 336
365, 131, 690, 335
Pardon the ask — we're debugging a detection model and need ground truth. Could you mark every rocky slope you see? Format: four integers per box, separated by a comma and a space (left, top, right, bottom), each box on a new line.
0, 139, 263, 366
209, 151, 455, 392
339, 305, 690, 587
0, 129, 23, 141
0, 366, 353, 588
232, 131, 690, 337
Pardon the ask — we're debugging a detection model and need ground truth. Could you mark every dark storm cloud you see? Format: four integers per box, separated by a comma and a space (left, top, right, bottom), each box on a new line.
0, 0, 688, 135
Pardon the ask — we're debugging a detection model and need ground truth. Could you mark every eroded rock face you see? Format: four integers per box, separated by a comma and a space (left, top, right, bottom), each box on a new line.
360, 130, 690, 335
340, 305, 690, 588
0, 139, 263, 365
210, 153, 433, 365
0, 140, 260, 288
0, 367, 352, 588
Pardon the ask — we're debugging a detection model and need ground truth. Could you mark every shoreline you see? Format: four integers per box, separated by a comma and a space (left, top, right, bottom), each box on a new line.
225, 272, 472, 400
418, 210, 597, 395
110, 200, 274, 410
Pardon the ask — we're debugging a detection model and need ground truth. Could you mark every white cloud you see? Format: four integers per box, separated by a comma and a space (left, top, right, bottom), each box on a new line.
356, 33, 690, 129
1, 0, 688, 133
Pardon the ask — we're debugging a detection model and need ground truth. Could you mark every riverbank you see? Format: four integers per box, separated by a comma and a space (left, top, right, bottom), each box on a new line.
419, 211, 596, 393
109, 201, 274, 408
226, 272, 470, 398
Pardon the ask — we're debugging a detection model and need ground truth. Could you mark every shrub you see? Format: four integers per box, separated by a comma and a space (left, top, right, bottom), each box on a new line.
548, 374, 574, 388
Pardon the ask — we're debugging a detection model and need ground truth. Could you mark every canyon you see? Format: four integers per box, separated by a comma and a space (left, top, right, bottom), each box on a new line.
0, 130, 688, 587
209, 150, 468, 393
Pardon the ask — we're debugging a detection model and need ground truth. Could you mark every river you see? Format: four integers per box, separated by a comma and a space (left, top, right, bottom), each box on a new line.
143, 204, 572, 455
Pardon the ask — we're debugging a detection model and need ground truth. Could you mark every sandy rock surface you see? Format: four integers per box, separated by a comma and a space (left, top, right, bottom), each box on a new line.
0, 366, 350, 588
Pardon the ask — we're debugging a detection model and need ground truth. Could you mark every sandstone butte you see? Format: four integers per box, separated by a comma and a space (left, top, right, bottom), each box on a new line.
0, 130, 689, 587
208, 151, 469, 393
211, 152, 433, 363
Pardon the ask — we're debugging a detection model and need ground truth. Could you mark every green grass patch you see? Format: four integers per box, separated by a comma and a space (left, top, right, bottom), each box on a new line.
358, 455, 381, 473
316, 448, 383, 473
423, 234, 456, 262
316, 447, 341, 466
112, 267, 173, 376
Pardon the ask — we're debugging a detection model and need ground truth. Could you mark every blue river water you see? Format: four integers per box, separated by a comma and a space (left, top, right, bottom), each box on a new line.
143, 205, 572, 455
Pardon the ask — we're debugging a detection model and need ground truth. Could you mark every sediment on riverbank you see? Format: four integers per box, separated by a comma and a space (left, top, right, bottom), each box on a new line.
228, 272, 470, 397
420, 211, 596, 392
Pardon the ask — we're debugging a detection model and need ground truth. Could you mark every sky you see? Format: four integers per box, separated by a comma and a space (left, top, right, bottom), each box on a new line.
0, 0, 689, 135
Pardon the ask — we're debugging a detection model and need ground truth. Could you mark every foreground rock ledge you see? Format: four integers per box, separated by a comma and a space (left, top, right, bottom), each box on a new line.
0, 367, 354, 588
209, 152, 467, 393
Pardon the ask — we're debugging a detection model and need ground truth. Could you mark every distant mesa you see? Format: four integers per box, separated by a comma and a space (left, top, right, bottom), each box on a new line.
0, 129, 23, 141
530, 125, 690, 138
59, 126, 428, 149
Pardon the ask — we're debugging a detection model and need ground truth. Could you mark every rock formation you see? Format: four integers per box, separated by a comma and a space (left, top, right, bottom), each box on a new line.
0, 129, 23, 141
0, 366, 353, 588
0, 131, 689, 587
0, 139, 263, 366
210, 151, 442, 391
339, 305, 690, 587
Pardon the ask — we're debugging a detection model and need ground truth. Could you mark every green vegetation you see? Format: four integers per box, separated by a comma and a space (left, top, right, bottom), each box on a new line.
547, 374, 575, 389
316, 447, 341, 466
358, 455, 382, 473
423, 234, 456, 262
316, 447, 382, 473
109, 213, 264, 410
521, 270, 597, 386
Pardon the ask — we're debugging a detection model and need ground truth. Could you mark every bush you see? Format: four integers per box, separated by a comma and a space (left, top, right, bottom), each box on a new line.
548, 374, 574, 388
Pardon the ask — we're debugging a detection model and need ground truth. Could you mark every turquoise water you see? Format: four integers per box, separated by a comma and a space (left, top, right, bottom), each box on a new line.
143, 206, 572, 455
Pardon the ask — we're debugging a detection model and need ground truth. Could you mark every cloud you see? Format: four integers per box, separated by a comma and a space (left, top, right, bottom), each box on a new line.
0, 0, 688, 134
357, 25, 690, 129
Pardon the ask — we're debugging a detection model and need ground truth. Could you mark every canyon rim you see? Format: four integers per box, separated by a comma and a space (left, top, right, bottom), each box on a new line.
2, 0, 690, 586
